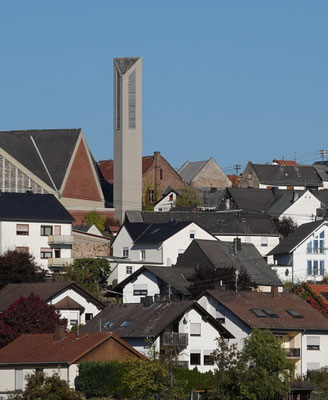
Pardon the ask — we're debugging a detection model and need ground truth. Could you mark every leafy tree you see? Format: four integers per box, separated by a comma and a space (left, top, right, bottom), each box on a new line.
55, 258, 110, 300
9, 372, 83, 400
274, 216, 298, 238
174, 186, 201, 208
83, 211, 105, 233
0, 250, 45, 289
0, 293, 61, 348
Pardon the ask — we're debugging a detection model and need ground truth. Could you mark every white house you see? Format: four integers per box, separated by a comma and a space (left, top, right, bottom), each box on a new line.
109, 220, 216, 284
153, 189, 178, 212
81, 300, 234, 373
198, 288, 328, 376
268, 219, 328, 283
0, 192, 74, 274
0, 282, 105, 330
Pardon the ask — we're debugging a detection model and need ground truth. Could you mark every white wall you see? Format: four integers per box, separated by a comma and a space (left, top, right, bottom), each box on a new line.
301, 333, 328, 375
154, 193, 177, 212
280, 191, 321, 226
123, 270, 161, 303
0, 221, 72, 272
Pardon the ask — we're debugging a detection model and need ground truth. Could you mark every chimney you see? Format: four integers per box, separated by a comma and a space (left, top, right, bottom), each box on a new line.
271, 187, 279, 197
54, 324, 66, 341
271, 286, 279, 298
233, 238, 242, 254
154, 151, 160, 197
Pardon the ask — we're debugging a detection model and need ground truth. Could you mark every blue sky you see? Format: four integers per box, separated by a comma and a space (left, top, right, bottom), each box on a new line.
0, 1, 327, 174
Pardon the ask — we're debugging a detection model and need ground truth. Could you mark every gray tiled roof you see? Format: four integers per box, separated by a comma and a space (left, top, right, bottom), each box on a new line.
82, 301, 233, 338
178, 160, 207, 183
197, 187, 225, 208
313, 190, 328, 207
126, 211, 280, 237
114, 57, 140, 75
268, 219, 327, 255
266, 191, 305, 218
0, 129, 80, 190
176, 239, 282, 287
250, 163, 322, 187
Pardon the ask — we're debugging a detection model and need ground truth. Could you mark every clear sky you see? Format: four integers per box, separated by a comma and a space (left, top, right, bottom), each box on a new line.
0, 1, 327, 174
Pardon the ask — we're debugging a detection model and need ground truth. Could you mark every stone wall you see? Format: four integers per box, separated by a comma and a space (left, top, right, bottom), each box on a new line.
72, 233, 110, 258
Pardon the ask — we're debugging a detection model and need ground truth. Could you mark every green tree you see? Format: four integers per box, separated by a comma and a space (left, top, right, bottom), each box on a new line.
83, 211, 105, 233
174, 186, 201, 208
55, 258, 110, 300
0, 250, 45, 289
274, 216, 298, 238
9, 373, 82, 400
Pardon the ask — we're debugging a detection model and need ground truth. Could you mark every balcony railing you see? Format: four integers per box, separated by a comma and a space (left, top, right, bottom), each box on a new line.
162, 332, 188, 347
48, 258, 73, 268
48, 235, 75, 245
285, 348, 301, 358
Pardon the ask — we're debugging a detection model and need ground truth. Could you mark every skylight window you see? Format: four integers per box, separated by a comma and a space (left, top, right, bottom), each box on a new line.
320, 292, 328, 301
104, 321, 115, 328
286, 309, 304, 319
263, 309, 279, 318
250, 308, 267, 317
120, 320, 131, 327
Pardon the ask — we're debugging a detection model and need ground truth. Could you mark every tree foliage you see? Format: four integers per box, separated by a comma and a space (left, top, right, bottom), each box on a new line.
55, 258, 110, 300
210, 330, 291, 400
174, 186, 201, 208
0, 250, 45, 289
0, 293, 61, 348
9, 373, 83, 400
274, 216, 298, 238
83, 211, 106, 233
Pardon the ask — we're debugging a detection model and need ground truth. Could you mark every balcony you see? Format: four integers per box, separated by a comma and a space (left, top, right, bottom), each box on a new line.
48, 235, 74, 245
162, 332, 188, 347
48, 258, 73, 268
285, 348, 301, 358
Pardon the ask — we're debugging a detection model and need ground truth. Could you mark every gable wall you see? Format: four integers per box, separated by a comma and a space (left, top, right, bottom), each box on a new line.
191, 158, 232, 188
280, 191, 321, 225
239, 163, 260, 188
62, 140, 103, 202
123, 270, 160, 303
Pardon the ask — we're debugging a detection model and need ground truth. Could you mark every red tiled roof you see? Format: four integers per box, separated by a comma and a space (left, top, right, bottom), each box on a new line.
98, 157, 154, 184
206, 290, 328, 330
227, 175, 240, 186
307, 284, 328, 306
273, 159, 298, 166
0, 332, 145, 364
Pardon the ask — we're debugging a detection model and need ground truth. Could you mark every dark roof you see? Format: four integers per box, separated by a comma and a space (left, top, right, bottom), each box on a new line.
206, 289, 328, 331
0, 332, 144, 364
266, 191, 306, 217
178, 160, 207, 183
226, 187, 275, 211
268, 219, 327, 255
0, 282, 104, 312
197, 188, 225, 209
114, 57, 140, 75
0, 192, 74, 223
176, 239, 282, 287
313, 189, 328, 207
114, 265, 193, 296
0, 129, 80, 190
313, 164, 328, 182
82, 301, 233, 338
72, 224, 93, 233
126, 211, 280, 237
124, 221, 192, 244
249, 162, 322, 187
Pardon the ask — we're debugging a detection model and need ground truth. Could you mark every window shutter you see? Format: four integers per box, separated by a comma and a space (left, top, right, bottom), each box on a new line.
190, 323, 201, 336
307, 336, 320, 346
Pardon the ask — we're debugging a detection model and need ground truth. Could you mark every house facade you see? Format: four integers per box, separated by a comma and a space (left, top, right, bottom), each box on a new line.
269, 220, 328, 283
198, 288, 328, 376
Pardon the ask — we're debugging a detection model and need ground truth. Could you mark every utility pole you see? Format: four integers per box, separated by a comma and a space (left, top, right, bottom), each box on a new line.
320, 150, 327, 162
235, 164, 241, 175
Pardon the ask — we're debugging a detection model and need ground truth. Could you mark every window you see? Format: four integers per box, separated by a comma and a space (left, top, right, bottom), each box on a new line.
307, 336, 320, 350
16, 247, 29, 253
35, 368, 43, 374
54, 249, 61, 258
85, 313, 93, 321
16, 224, 29, 235
160, 168, 163, 180
126, 266, 133, 274
120, 320, 131, 327
15, 369, 23, 391
307, 363, 320, 371
104, 321, 115, 328
70, 319, 78, 326
313, 260, 319, 275
190, 323, 201, 336
307, 260, 325, 276
123, 248, 129, 258
128, 70, 136, 129
263, 309, 279, 318
204, 350, 214, 365
261, 237, 268, 247
189, 230, 196, 239
190, 351, 201, 365
250, 308, 267, 317
306, 231, 325, 254
149, 190, 154, 203
307, 260, 312, 275
40, 248, 52, 259
54, 225, 61, 235
140, 250, 146, 260
320, 260, 325, 275
286, 309, 304, 318
133, 284, 148, 296
169, 194, 174, 201
40, 225, 53, 236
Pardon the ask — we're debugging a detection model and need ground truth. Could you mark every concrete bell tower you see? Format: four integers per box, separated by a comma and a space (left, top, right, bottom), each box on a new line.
113, 57, 142, 223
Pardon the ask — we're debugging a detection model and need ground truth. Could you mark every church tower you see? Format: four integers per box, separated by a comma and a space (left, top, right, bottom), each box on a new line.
113, 57, 142, 223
